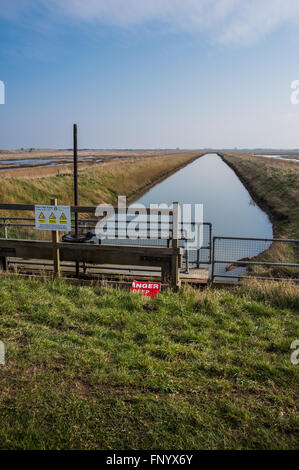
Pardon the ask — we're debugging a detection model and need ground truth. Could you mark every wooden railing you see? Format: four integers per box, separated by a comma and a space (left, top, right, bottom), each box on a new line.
0, 202, 182, 289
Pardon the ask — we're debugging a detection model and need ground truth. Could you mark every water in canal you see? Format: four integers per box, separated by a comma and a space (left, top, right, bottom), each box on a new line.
0, 156, 104, 171
253, 154, 299, 163
0, 158, 53, 166
133, 153, 273, 279
135, 153, 272, 238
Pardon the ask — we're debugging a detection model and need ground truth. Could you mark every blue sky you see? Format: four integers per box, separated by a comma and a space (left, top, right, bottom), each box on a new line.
0, 0, 299, 149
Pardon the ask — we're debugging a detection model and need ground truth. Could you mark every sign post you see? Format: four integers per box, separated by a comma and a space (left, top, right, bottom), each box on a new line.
51, 198, 60, 277
35, 201, 71, 277
35, 204, 71, 232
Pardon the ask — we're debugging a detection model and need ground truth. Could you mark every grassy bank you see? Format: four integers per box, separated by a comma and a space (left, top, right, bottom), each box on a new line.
0, 152, 200, 240
219, 152, 299, 275
0, 152, 201, 207
219, 152, 299, 240
0, 275, 298, 449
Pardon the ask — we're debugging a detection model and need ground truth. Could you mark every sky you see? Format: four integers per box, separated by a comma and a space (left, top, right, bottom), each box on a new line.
0, 0, 299, 149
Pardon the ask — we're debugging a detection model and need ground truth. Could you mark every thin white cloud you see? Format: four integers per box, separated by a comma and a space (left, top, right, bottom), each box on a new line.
2, 0, 299, 45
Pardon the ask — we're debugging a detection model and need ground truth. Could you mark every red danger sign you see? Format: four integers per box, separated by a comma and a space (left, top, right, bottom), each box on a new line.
131, 280, 161, 298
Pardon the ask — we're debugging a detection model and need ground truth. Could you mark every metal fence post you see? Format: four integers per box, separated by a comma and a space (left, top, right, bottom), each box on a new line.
208, 222, 212, 265
4, 219, 8, 239
73, 123, 80, 277
196, 222, 201, 269
82, 221, 87, 274
185, 241, 190, 274
211, 236, 216, 284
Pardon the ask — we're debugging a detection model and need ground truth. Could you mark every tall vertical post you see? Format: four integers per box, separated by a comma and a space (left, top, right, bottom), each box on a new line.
171, 201, 180, 290
73, 124, 79, 277
51, 198, 61, 278
73, 123, 79, 236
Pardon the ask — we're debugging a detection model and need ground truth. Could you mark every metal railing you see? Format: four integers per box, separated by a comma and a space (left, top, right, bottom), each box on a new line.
2, 216, 298, 283
211, 236, 299, 282
0, 216, 212, 273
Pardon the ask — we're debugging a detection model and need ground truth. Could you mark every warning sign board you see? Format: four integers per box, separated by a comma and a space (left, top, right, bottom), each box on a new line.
131, 280, 161, 298
59, 213, 68, 225
49, 213, 57, 224
38, 212, 46, 224
35, 205, 71, 231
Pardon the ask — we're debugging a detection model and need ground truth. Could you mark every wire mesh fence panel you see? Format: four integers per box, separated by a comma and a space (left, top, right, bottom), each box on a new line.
212, 237, 299, 282
94, 216, 172, 248
184, 223, 212, 265
0, 217, 47, 240
99, 221, 212, 269
0, 217, 87, 241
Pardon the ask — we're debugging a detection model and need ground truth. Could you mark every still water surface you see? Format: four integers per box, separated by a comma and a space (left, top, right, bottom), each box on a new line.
253, 154, 299, 163
133, 153, 273, 278
134, 153, 273, 239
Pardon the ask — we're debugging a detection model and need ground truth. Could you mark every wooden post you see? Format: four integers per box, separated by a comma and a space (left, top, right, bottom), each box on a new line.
171, 202, 180, 290
0, 257, 7, 272
0, 219, 8, 272
51, 198, 61, 277
161, 262, 170, 286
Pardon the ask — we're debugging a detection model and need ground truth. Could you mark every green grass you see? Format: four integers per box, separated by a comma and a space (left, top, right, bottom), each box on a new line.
220, 152, 299, 242
0, 276, 298, 449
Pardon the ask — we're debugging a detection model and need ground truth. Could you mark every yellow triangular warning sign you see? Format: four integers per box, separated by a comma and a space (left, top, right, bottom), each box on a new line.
49, 212, 57, 224
38, 212, 46, 223
59, 213, 67, 224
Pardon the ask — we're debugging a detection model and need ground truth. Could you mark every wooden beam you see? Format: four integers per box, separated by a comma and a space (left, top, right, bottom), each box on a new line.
0, 238, 182, 288
0, 238, 181, 264
0, 238, 177, 253
0, 204, 35, 211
